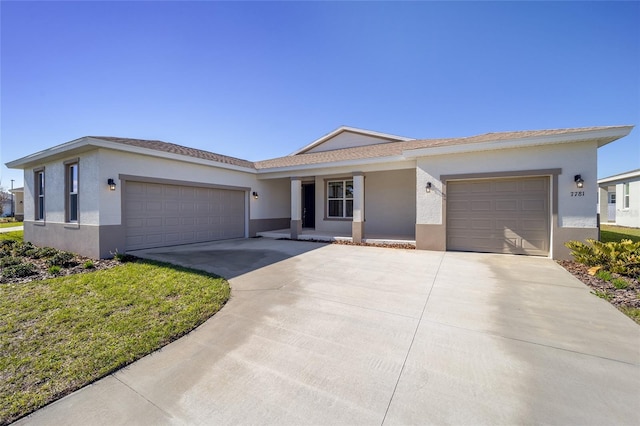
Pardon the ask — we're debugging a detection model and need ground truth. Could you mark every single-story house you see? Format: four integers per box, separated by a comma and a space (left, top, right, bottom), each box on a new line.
598, 169, 640, 228
6, 125, 633, 259
9, 187, 24, 221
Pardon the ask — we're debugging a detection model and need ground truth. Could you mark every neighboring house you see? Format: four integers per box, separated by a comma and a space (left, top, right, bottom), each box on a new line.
5, 125, 633, 260
598, 169, 640, 228
9, 187, 24, 220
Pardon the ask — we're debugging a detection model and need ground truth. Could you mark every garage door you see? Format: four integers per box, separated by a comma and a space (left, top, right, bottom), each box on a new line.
447, 176, 550, 256
124, 181, 245, 250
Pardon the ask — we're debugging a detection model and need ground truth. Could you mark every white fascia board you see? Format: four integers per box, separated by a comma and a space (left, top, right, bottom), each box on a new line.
290, 126, 414, 155
256, 156, 414, 179
402, 127, 634, 158
598, 169, 640, 184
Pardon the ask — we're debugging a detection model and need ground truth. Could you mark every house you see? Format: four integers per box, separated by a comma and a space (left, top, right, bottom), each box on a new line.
9, 187, 24, 221
5, 125, 633, 260
598, 169, 640, 228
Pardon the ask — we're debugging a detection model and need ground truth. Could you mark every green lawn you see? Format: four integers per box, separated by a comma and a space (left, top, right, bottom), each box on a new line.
600, 224, 640, 243
0, 222, 23, 229
0, 231, 23, 243
0, 259, 230, 424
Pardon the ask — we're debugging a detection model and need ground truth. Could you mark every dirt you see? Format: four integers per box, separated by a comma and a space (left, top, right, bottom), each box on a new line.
557, 260, 640, 309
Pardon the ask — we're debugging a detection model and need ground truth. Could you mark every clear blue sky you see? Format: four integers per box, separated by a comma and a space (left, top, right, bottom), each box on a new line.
1, 1, 639, 189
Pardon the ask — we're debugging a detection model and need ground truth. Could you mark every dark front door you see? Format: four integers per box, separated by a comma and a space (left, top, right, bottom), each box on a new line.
302, 183, 315, 228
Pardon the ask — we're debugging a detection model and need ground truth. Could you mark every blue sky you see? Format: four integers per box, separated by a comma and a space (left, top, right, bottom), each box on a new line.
1, 1, 638, 189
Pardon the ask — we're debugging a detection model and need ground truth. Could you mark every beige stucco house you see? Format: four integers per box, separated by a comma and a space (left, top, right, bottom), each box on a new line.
6, 125, 633, 259
598, 169, 640, 228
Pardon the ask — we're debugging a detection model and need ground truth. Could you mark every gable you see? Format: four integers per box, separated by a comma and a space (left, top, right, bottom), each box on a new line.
292, 127, 413, 155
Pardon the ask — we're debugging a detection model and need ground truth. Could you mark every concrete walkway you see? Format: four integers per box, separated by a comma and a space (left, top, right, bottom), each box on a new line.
15, 239, 640, 425
0, 225, 23, 233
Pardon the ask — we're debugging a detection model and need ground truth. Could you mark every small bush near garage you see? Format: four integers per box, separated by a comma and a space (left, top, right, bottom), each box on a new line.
0, 258, 230, 425
562, 238, 640, 325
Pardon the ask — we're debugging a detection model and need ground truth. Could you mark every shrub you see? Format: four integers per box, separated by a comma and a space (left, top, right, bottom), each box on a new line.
83, 260, 95, 269
595, 269, 612, 281
112, 250, 136, 263
0, 257, 22, 268
565, 239, 640, 278
12, 241, 35, 257
30, 246, 59, 259
2, 262, 37, 279
48, 265, 62, 276
47, 252, 76, 268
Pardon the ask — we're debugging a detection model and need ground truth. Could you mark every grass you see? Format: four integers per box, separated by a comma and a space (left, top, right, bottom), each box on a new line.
0, 222, 23, 229
600, 224, 640, 243
0, 259, 230, 424
0, 231, 23, 243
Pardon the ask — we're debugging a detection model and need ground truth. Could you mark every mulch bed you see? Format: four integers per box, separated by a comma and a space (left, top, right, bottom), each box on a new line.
1, 255, 119, 285
557, 260, 640, 309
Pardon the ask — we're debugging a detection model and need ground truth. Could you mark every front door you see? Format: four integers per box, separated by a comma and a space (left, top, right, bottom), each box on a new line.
302, 183, 315, 228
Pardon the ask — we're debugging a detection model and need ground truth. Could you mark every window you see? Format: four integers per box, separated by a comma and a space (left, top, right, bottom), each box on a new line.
623, 183, 630, 209
66, 162, 79, 222
608, 193, 616, 204
35, 170, 45, 220
327, 179, 353, 218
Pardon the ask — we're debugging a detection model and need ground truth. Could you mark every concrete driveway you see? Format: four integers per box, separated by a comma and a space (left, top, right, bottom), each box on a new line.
16, 239, 640, 425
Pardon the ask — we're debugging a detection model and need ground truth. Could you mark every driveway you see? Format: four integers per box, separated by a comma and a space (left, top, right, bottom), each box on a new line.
16, 239, 640, 425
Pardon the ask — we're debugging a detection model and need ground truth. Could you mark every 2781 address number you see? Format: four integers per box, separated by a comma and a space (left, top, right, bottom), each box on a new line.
571, 191, 585, 197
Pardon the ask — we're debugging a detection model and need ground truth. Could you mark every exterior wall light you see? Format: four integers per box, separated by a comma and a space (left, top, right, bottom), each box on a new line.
426, 182, 432, 193
108, 178, 117, 191
574, 175, 584, 188
252, 191, 259, 199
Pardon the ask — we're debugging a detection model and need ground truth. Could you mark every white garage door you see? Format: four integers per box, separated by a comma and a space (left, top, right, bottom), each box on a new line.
124, 181, 245, 251
447, 176, 550, 256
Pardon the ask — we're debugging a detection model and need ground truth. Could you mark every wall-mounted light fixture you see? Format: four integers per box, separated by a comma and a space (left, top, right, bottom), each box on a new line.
252, 191, 259, 199
426, 182, 432, 193
107, 178, 117, 191
574, 175, 584, 189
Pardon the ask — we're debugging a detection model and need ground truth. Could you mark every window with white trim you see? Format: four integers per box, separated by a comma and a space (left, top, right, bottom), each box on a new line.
623, 182, 630, 209
35, 169, 45, 220
608, 192, 616, 204
66, 162, 79, 222
327, 179, 353, 218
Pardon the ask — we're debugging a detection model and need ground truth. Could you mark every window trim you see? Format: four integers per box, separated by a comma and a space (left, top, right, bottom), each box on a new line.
623, 182, 630, 209
324, 178, 354, 220
34, 167, 45, 221
64, 159, 80, 223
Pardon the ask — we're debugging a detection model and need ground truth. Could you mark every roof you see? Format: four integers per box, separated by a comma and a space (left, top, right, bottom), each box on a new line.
598, 168, 640, 184
89, 137, 254, 169
6, 125, 634, 172
255, 125, 633, 170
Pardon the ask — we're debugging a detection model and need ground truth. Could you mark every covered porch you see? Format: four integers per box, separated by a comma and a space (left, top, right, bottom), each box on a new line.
256, 228, 416, 247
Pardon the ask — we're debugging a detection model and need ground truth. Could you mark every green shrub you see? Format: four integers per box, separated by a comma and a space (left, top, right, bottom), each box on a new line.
112, 250, 136, 263
47, 252, 76, 268
83, 260, 95, 269
48, 265, 62, 276
0, 257, 22, 268
12, 242, 35, 257
2, 262, 37, 279
565, 239, 640, 278
29, 246, 59, 259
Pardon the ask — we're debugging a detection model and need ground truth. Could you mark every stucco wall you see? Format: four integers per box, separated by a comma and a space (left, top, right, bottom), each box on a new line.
614, 180, 640, 228
98, 149, 289, 225
364, 169, 416, 236
415, 141, 599, 259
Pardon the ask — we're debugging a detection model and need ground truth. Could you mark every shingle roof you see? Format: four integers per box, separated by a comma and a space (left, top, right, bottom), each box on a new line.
87, 126, 630, 171
254, 125, 630, 169
90, 136, 255, 169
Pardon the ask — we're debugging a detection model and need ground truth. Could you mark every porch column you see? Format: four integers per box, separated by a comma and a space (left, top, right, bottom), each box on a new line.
291, 177, 302, 239
352, 172, 365, 243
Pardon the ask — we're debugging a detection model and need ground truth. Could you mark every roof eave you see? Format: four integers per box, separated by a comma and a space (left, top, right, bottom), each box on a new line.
402, 126, 634, 158
598, 169, 640, 184
256, 155, 410, 176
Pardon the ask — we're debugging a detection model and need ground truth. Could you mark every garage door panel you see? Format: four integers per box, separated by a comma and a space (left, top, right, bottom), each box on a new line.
125, 181, 245, 250
447, 177, 549, 256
